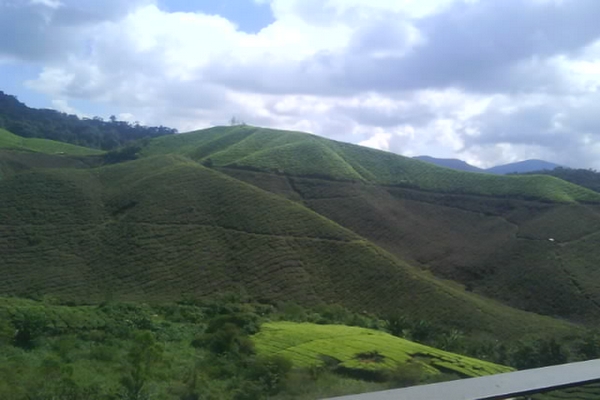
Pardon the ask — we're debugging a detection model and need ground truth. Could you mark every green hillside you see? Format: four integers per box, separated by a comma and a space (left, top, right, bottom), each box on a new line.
220, 168, 600, 323
0, 154, 579, 340
138, 126, 600, 323
0, 128, 102, 156
254, 322, 511, 377
143, 126, 600, 203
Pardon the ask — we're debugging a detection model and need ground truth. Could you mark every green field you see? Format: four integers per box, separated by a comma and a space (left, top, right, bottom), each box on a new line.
0, 128, 103, 156
254, 322, 512, 377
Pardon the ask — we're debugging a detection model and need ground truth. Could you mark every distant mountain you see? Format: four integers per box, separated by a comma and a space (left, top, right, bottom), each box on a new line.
415, 156, 562, 175
486, 159, 562, 175
414, 156, 484, 173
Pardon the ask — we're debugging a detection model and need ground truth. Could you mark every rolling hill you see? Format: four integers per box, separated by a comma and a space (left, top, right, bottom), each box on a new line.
139, 126, 600, 324
3, 124, 600, 341
0, 150, 580, 340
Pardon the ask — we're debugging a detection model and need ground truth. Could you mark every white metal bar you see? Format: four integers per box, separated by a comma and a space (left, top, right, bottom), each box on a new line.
325, 359, 600, 400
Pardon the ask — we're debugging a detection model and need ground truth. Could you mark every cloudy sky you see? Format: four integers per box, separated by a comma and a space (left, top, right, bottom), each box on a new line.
2, 0, 600, 168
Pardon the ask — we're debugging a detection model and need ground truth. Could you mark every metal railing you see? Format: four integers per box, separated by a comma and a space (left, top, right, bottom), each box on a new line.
325, 359, 600, 400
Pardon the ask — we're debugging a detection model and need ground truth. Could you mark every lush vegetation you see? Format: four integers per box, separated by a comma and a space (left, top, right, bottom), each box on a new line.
3, 113, 600, 398
0, 91, 176, 150
0, 154, 583, 341
0, 296, 476, 399
2, 295, 598, 400
143, 126, 600, 203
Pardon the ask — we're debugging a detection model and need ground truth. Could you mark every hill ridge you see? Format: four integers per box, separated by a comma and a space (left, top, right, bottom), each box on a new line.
143, 125, 600, 204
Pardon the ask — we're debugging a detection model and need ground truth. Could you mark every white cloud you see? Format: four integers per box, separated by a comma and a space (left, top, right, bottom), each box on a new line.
359, 131, 392, 151
30, 0, 63, 9
8, 0, 600, 169
50, 98, 80, 115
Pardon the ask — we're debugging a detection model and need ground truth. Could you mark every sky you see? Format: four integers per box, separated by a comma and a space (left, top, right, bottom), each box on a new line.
2, 0, 600, 168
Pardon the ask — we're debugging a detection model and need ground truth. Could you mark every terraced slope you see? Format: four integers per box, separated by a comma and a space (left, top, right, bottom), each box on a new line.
0, 128, 102, 156
0, 155, 577, 339
143, 126, 600, 203
254, 322, 512, 377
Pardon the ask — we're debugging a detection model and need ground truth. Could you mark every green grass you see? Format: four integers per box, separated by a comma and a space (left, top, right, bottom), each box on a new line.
254, 322, 512, 377
0, 128, 102, 156
142, 126, 600, 203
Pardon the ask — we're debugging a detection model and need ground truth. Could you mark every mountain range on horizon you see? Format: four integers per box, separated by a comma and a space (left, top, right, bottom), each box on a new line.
414, 155, 563, 175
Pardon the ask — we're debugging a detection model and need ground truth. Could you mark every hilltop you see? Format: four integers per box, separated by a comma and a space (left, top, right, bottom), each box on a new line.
143, 126, 599, 203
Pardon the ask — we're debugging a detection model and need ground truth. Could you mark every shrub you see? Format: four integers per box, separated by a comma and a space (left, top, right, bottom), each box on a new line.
247, 355, 293, 395
193, 323, 255, 357
205, 312, 260, 336
385, 362, 428, 388
120, 331, 164, 400
12, 310, 48, 349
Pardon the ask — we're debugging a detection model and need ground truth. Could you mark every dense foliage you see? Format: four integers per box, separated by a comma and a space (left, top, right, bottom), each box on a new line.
1, 295, 595, 400
0, 91, 177, 150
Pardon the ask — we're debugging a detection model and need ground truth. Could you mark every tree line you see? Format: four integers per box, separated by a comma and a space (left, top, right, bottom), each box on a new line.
0, 91, 177, 151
